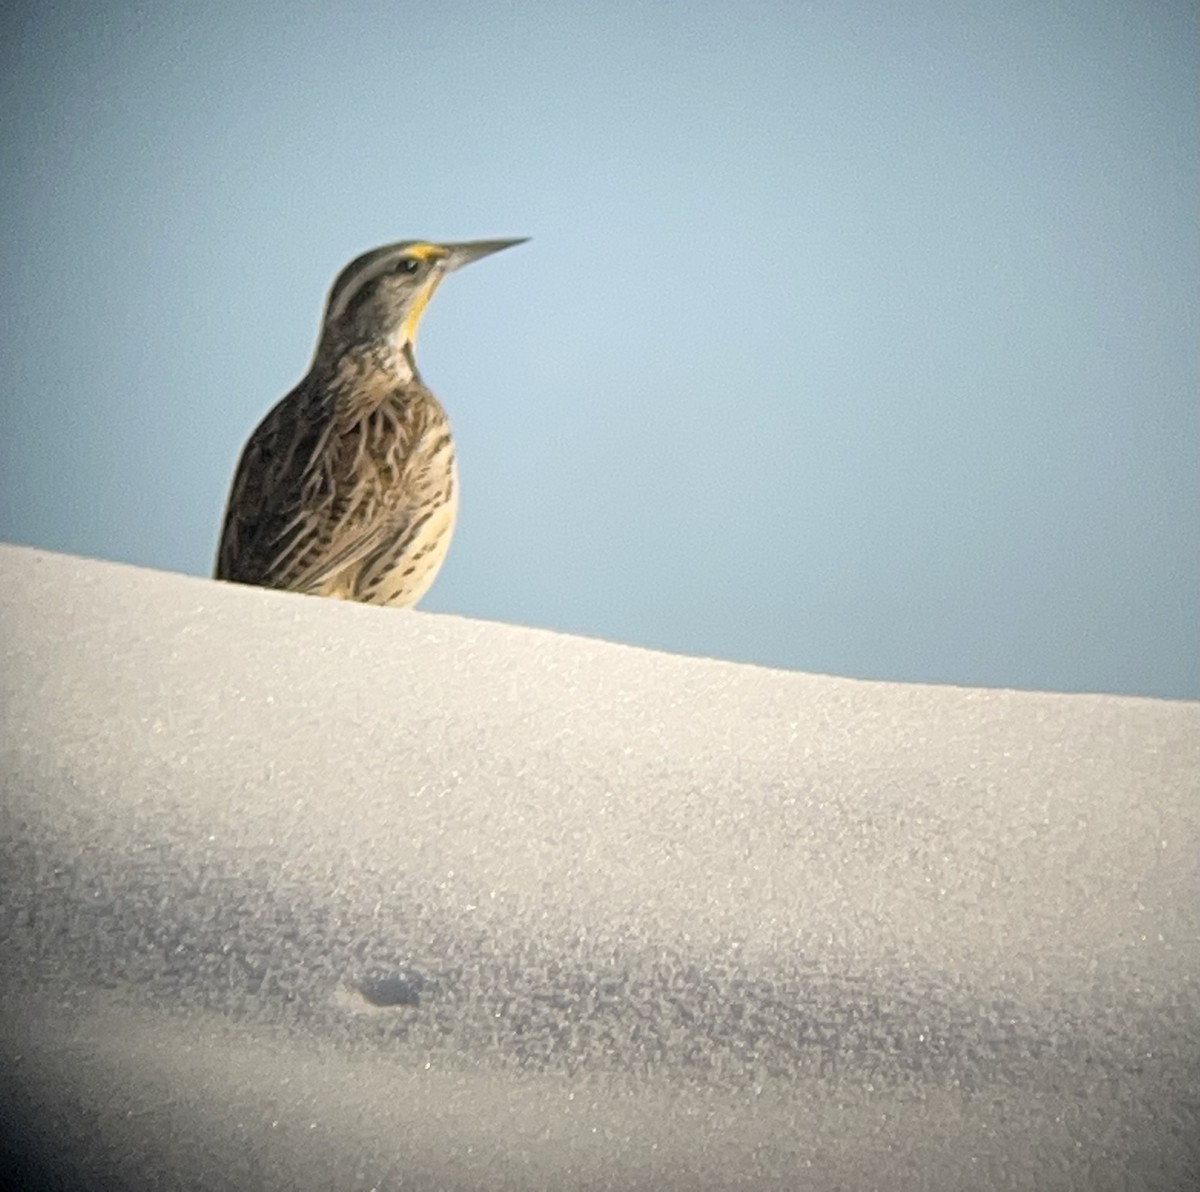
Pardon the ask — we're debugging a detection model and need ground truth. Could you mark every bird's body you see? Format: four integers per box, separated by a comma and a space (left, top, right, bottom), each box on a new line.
215, 238, 525, 607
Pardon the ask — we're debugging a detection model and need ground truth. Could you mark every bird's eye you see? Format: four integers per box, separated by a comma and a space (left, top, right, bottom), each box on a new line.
393, 258, 419, 276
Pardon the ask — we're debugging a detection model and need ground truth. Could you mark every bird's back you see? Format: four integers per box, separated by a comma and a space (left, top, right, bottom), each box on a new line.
215, 376, 458, 608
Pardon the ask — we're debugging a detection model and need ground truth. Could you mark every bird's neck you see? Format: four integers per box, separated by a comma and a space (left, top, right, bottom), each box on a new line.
314, 335, 425, 418
397, 337, 421, 381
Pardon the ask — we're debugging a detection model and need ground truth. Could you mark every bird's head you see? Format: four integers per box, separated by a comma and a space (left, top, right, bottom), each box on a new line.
318, 238, 527, 362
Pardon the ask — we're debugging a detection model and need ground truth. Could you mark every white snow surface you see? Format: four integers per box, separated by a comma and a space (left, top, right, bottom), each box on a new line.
1, 543, 1197, 1190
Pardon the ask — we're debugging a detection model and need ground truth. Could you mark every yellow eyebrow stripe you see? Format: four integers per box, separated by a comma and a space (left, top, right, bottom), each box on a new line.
405, 242, 445, 262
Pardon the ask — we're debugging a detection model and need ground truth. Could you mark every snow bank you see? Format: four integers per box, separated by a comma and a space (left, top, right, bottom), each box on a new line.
2, 544, 1197, 1189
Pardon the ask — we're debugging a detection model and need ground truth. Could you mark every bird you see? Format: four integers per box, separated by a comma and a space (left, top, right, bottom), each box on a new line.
215, 238, 527, 607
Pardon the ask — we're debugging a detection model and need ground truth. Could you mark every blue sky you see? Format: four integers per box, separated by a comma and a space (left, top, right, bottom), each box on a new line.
2, 0, 1197, 698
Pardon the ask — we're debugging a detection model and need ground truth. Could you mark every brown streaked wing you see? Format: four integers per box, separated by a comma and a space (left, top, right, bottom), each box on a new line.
274, 394, 455, 595
215, 383, 334, 589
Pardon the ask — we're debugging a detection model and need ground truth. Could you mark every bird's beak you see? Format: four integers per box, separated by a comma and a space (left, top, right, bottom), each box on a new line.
399, 239, 527, 345
439, 238, 529, 273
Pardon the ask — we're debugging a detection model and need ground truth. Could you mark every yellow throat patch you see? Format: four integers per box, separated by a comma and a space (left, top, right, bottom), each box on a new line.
400, 243, 447, 343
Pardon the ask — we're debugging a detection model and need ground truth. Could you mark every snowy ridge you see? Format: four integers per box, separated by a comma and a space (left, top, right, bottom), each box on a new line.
1, 544, 1197, 1190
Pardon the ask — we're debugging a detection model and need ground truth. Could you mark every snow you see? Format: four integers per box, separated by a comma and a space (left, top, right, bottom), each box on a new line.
2, 543, 1197, 1189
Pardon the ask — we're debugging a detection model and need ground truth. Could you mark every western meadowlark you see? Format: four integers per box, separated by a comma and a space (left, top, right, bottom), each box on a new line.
215, 238, 526, 607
